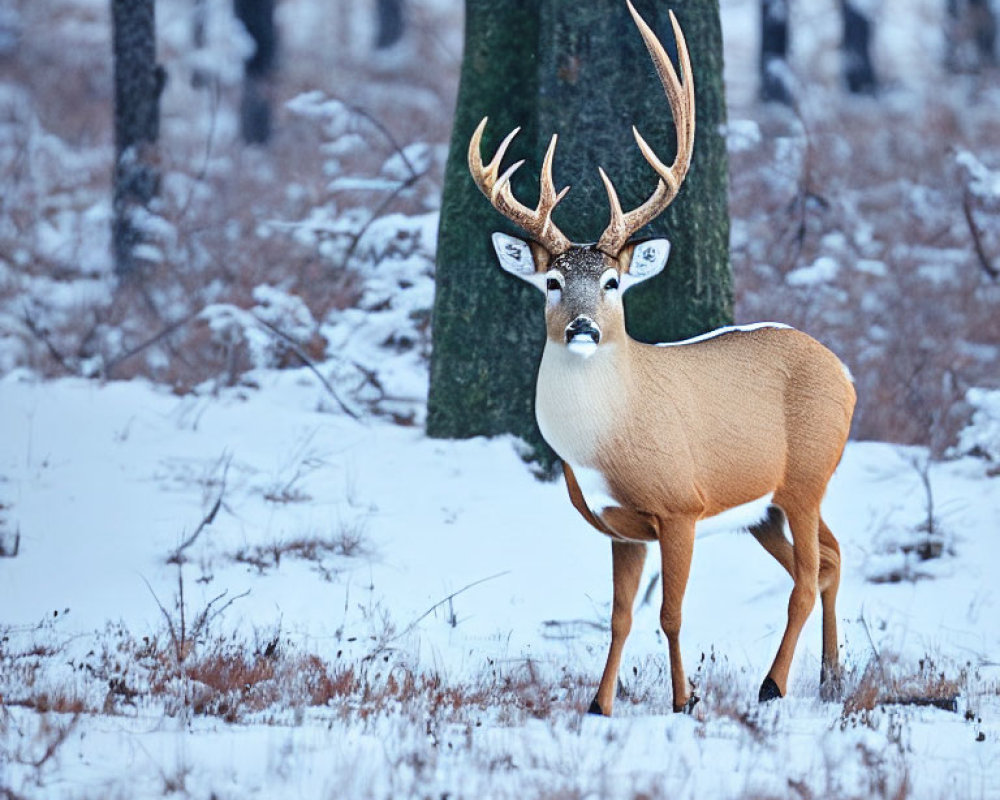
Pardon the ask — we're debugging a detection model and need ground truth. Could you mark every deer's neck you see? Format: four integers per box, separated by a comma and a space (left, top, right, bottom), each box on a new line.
535, 339, 632, 468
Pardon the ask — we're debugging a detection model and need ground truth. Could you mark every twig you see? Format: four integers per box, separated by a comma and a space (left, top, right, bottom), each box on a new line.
189, 587, 251, 641
362, 571, 510, 662
962, 189, 998, 279
252, 315, 362, 421
26, 713, 80, 769
335, 170, 424, 272
141, 574, 181, 662
858, 607, 887, 684
21, 308, 76, 375
104, 309, 203, 378
322, 98, 427, 272
334, 98, 421, 180
167, 454, 230, 565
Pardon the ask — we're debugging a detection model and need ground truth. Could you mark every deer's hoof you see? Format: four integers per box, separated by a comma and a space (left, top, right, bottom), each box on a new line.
587, 698, 607, 716
758, 676, 783, 702
673, 694, 700, 714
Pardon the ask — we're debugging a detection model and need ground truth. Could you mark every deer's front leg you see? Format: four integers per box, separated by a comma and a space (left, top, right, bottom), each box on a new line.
657, 515, 697, 713
590, 539, 646, 716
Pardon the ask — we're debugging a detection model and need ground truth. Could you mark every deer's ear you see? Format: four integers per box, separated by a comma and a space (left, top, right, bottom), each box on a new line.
491, 233, 549, 292
619, 238, 671, 292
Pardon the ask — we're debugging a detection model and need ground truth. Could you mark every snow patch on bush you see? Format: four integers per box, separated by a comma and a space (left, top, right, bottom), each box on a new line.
957, 388, 1000, 464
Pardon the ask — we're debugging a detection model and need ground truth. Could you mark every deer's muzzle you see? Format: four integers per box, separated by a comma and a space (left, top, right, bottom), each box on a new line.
565, 317, 601, 357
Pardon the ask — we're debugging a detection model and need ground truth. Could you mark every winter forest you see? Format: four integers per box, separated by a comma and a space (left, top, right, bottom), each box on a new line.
1, 0, 1000, 797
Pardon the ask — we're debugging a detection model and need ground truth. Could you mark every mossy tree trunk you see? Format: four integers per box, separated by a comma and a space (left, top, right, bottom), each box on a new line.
427, 0, 549, 461
428, 0, 731, 465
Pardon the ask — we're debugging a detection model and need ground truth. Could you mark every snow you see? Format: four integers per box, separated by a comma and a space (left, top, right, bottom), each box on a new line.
958, 388, 1000, 464
656, 321, 792, 346
2, 368, 999, 798
786, 256, 840, 286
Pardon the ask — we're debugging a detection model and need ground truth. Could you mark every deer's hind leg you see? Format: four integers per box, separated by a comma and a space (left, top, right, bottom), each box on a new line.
759, 494, 820, 702
752, 505, 842, 700
818, 516, 842, 698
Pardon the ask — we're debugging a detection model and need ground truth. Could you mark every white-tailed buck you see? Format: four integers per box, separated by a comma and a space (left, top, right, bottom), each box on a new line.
469, 1, 856, 714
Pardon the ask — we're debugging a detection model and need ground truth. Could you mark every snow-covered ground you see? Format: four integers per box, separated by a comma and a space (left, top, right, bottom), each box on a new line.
2, 368, 999, 798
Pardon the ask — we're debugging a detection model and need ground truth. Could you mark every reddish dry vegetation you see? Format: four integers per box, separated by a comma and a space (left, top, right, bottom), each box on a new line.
841, 654, 964, 719
1, 622, 593, 726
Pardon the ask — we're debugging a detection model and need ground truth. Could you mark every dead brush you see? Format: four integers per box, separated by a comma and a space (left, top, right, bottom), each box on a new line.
841, 652, 963, 724
229, 523, 368, 580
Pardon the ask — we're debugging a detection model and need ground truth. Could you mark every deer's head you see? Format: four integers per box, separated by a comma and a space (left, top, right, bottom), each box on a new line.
468, 4, 695, 358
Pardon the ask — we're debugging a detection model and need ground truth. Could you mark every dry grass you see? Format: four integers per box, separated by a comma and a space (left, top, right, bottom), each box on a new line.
228, 524, 368, 580
841, 652, 963, 721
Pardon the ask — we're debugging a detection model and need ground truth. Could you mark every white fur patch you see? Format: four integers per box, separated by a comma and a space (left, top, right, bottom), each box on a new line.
656, 322, 792, 347
623, 239, 671, 292
566, 338, 598, 358
695, 493, 775, 538
571, 464, 616, 517
535, 340, 622, 468
491, 232, 545, 292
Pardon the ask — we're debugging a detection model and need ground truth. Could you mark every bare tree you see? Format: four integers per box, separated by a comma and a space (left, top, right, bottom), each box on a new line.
840, 0, 878, 94
111, 0, 164, 280
234, 0, 277, 144
375, 0, 405, 50
760, 0, 792, 102
758, 0, 879, 103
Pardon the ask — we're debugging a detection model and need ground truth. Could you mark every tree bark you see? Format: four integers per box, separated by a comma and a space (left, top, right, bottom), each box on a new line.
427, 0, 546, 460
759, 0, 792, 103
427, 0, 731, 467
111, 0, 162, 281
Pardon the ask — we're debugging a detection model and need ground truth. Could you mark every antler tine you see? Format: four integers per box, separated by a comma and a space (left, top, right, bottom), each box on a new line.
597, 5, 697, 256
468, 117, 572, 255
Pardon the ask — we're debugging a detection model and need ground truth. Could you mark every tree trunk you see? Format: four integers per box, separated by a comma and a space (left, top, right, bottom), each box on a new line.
234, 0, 277, 144
428, 0, 731, 467
427, 0, 548, 462
759, 0, 792, 103
375, 0, 406, 50
840, 0, 877, 94
111, 0, 162, 281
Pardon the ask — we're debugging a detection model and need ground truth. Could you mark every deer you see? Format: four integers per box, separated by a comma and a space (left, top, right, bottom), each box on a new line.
467, 0, 856, 716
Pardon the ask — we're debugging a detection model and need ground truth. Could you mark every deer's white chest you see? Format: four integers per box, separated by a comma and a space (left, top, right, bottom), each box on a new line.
535, 341, 624, 473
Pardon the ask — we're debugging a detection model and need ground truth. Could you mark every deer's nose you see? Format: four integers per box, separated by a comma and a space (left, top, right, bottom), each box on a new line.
565, 317, 601, 351
565, 317, 600, 345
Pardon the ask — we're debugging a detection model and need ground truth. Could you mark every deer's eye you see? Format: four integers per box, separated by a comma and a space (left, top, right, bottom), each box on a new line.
603, 276, 619, 291
546, 278, 561, 292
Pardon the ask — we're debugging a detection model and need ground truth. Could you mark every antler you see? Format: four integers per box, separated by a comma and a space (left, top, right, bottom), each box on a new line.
596, 4, 696, 257
468, 118, 572, 256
